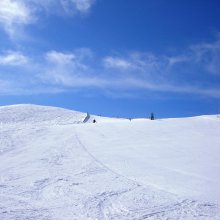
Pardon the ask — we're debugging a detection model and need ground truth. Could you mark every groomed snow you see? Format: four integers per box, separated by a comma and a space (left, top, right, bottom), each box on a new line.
76, 116, 220, 204
0, 104, 220, 219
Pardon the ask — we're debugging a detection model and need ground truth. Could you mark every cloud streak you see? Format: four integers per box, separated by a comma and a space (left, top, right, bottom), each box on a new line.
0, 36, 220, 98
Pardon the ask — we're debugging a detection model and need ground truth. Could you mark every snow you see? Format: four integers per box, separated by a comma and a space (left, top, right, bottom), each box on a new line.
76, 116, 220, 203
0, 104, 220, 219
0, 104, 86, 125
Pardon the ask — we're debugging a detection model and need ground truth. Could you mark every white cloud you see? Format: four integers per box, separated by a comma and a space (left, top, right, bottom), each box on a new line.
0, 0, 30, 24
46, 51, 76, 64
25, 0, 96, 17
73, 0, 95, 12
0, 44, 220, 98
33, 0, 95, 14
103, 53, 162, 76
0, 51, 28, 66
0, 0, 96, 38
166, 36, 220, 75
103, 57, 133, 70
60, 0, 95, 14
101, 47, 220, 98
0, 0, 33, 38
167, 55, 190, 66
190, 38, 220, 75
42, 50, 99, 87
45, 50, 89, 72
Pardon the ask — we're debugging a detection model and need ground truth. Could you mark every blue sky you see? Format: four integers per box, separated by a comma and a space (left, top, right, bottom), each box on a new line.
0, 0, 220, 118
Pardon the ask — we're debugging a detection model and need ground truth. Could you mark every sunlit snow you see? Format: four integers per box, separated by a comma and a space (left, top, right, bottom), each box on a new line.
0, 104, 220, 219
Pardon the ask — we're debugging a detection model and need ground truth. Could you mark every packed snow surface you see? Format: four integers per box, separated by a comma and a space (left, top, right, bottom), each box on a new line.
0, 104, 220, 219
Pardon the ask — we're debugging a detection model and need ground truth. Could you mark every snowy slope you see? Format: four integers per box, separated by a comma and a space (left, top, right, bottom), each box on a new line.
0, 104, 124, 125
76, 116, 220, 204
0, 104, 86, 125
0, 104, 220, 220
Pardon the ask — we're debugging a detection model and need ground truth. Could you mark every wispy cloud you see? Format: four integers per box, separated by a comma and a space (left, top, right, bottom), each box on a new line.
167, 55, 190, 66
0, 0, 33, 38
165, 35, 220, 76
0, 0, 96, 39
101, 37, 220, 98
103, 53, 162, 74
43, 50, 87, 86
190, 38, 220, 75
33, 0, 95, 15
39, 46, 220, 98
0, 36, 220, 98
41, 50, 106, 88
0, 51, 29, 66
60, 0, 95, 14
45, 51, 76, 65
103, 57, 134, 70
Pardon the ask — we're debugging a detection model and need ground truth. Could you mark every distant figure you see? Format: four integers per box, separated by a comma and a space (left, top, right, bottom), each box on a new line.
150, 113, 154, 120
93, 119, 96, 123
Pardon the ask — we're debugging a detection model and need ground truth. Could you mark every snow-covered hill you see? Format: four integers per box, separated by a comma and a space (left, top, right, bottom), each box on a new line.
0, 104, 86, 125
0, 104, 125, 125
0, 104, 220, 219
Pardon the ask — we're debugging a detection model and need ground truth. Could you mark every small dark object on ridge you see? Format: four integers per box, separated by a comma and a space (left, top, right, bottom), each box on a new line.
150, 113, 154, 120
93, 119, 96, 123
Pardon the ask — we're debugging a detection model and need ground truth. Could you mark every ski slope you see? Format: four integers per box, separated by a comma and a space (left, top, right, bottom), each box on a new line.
0, 104, 220, 219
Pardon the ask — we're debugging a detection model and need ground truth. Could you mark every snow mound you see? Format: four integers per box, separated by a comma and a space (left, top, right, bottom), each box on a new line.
0, 104, 87, 125
0, 104, 127, 125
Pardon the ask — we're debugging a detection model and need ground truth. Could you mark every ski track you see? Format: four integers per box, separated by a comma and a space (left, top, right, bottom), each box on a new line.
0, 112, 220, 219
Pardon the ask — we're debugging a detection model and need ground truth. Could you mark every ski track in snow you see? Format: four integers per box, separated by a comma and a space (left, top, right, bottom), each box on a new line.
0, 105, 220, 219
